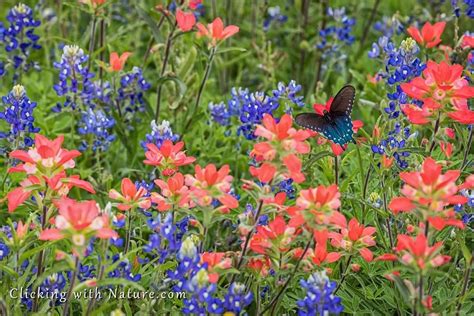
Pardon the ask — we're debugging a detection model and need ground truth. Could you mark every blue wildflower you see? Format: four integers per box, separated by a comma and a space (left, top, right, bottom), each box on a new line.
108, 255, 141, 281
222, 283, 253, 315
77, 108, 116, 152
0, 3, 41, 79
0, 241, 9, 260
297, 271, 343, 316
263, 6, 288, 31
117, 66, 151, 115
52, 45, 95, 112
141, 120, 179, 150
0, 85, 39, 149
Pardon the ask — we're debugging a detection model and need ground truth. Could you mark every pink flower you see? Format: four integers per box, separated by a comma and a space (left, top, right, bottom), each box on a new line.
109, 178, 151, 211
196, 17, 239, 46
176, 9, 196, 32
200, 252, 232, 283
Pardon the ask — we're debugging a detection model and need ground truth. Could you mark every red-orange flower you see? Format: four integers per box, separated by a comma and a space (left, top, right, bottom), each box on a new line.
200, 252, 232, 283
151, 172, 192, 211
9, 134, 80, 176
251, 114, 311, 184
389, 157, 466, 230
39, 197, 117, 254
108, 52, 131, 72
185, 164, 238, 212
109, 178, 151, 211
196, 17, 239, 46
176, 9, 196, 32
288, 184, 345, 230
249, 216, 297, 258
376, 234, 450, 272
6, 172, 95, 212
401, 61, 474, 125
144, 140, 195, 176
407, 21, 446, 48
308, 230, 341, 266
328, 218, 376, 262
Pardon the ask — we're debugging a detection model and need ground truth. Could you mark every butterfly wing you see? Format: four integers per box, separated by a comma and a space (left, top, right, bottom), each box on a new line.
295, 113, 350, 145
295, 113, 327, 134
330, 85, 356, 117
332, 115, 354, 145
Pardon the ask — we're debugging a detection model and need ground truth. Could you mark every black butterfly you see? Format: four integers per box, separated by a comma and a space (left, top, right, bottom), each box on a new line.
295, 85, 356, 146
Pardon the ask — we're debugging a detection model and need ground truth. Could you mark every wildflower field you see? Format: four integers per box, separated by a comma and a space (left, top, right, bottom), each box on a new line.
0, 0, 473, 315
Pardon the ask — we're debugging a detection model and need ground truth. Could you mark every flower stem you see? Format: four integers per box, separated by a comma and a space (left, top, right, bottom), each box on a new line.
461, 126, 473, 170
381, 177, 394, 249
87, 16, 97, 70
124, 211, 134, 254
155, 22, 177, 121
358, 0, 381, 52
428, 112, 441, 154
232, 199, 265, 282
184, 47, 217, 131
32, 195, 47, 312
456, 252, 474, 315
63, 256, 80, 316
260, 237, 313, 314
334, 155, 339, 186
335, 255, 352, 293
85, 239, 107, 315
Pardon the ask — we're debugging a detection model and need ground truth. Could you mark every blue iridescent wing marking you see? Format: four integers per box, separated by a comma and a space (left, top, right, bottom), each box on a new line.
295, 85, 356, 146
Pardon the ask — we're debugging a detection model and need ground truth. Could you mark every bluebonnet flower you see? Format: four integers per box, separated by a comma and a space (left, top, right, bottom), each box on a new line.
52, 45, 95, 112
275, 178, 296, 199
141, 120, 179, 150
455, 189, 474, 224
40, 273, 67, 302
0, 3, 41, 80
451, 0, 474, 18
297, 270, 343, 316
317, 7, 355, 62
209, 81, 304, 139
222, 283, 253, 315
144, 213, 188, 263
209, 102, 231, 126
108, 254, 141, 281
369, 37, 425, 169
263, 6, 288, 31
77, 108, 116, 152
0, 241, 9, 260
167, 237, 223, 314
117, 66, 151, 115
373, 15, 404, 39
272, 80, 305, 109
0, 85, 40, 149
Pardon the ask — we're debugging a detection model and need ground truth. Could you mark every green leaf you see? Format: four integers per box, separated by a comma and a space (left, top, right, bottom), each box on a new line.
215, 47, 247, 54
135, 6, 164, 44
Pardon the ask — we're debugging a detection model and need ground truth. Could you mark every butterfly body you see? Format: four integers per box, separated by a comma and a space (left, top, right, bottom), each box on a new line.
295, 85, 356, 146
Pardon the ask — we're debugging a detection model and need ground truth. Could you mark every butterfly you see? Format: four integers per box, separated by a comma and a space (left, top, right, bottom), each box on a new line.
295, 85, 356, 146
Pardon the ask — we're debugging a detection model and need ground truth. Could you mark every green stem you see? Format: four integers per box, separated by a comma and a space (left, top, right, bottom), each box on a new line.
87, 16, 97, 70
62, 256, 80, 316
335, 255, 352, 293
456, 252, 474, 315
461, 127, 473, 170
184, 47, 217, 131
155, 23, 177, 121
428, 112, 441, 154
260, 237, 313, 314
334, 155, 339, 186
124, 211, 134, 254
